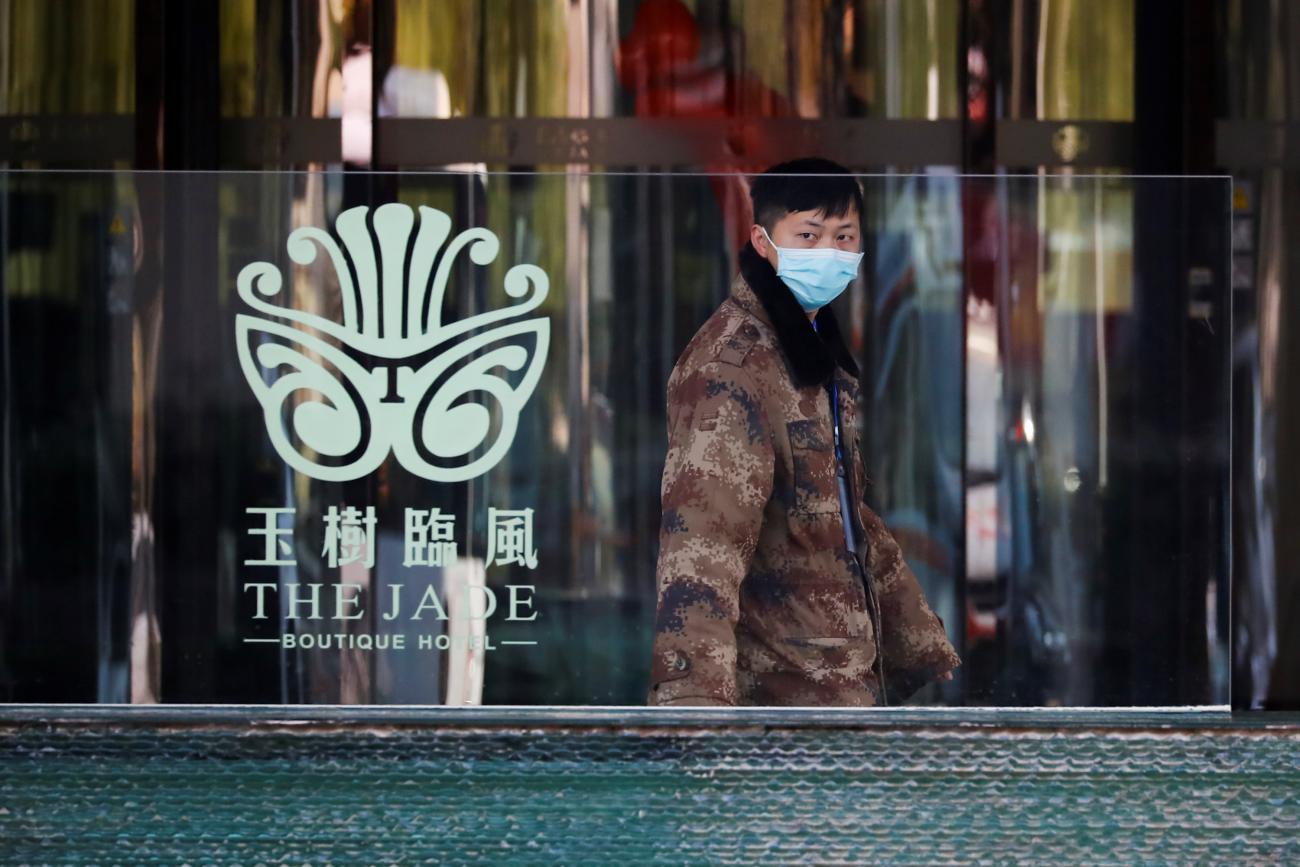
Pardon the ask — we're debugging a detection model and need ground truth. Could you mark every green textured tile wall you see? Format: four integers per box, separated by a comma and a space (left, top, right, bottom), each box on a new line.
2, 709, 1298, 865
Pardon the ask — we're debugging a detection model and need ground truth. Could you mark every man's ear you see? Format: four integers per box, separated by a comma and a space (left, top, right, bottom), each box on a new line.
751, 225, 779, 269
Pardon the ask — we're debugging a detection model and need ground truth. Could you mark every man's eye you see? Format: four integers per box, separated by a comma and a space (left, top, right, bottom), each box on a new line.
797, 233, 815, 240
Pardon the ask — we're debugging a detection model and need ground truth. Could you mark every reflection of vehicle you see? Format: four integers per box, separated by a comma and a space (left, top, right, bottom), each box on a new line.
965, 291, 1071, 705
870, 177, 1082, 706
962, 185, 1080, 706
989, 398, 1072, 706
865, 174, 965, 701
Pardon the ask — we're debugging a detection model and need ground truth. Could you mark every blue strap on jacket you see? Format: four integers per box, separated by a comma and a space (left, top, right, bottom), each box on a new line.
814, 317, 858, 553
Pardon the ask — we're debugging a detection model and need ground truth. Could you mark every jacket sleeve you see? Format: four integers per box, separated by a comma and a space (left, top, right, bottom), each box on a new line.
859, 504, 962, 703
647, 362, 773, 706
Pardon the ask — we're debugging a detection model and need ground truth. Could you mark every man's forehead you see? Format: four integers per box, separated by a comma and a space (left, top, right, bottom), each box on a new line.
781, 207, 860, 228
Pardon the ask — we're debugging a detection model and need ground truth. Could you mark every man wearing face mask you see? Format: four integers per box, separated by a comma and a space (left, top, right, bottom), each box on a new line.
647, 157, 960, 707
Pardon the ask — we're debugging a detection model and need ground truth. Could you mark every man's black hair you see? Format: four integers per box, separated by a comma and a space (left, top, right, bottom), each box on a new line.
749, 157, 864, 232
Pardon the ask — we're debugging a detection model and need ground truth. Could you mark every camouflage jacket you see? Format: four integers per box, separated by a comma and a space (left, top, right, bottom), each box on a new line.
647, 243, 960, 707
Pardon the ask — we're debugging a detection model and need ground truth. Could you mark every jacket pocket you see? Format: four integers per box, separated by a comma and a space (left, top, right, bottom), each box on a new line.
787, 421, 838, 511
771, 632, 877, 692
786, 420, 842, 548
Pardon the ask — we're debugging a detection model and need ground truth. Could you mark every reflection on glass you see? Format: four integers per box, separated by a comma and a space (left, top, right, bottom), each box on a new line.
859, 171, 963, 707
0, 170, 1229, 707
954, 173, 1230, 705
219, 0, 345, 120
1220, 0, 1300, 709
374, 0, 958, 122
1, 0, 135, 117
1035, 0, 1133, 121
1003, 0, 1133, 122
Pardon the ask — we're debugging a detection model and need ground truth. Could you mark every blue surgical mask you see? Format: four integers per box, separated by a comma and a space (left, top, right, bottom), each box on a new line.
760, 226, 864, 311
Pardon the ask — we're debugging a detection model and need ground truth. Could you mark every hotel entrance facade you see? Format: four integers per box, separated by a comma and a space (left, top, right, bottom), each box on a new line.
1, 2, 1298, 862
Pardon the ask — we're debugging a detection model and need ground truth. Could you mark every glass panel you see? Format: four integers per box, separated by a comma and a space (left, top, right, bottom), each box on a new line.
1, 0, 135, 116
206, 0, 965, 170
861, 170, 963, 706
0, 169, 1229, 707
1035, 0, 1133, 121
0, 0, 136, 168
218, 0, 347, 120
1219, 0, 1300, 710
377, 0, 959, 121
1004, 0, 1134, 123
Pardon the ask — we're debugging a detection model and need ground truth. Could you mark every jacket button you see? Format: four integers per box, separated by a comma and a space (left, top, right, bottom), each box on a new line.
672, 652, 689, 671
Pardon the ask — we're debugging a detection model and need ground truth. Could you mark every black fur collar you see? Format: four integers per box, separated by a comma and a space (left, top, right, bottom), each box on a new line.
737, 241, 860, 388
